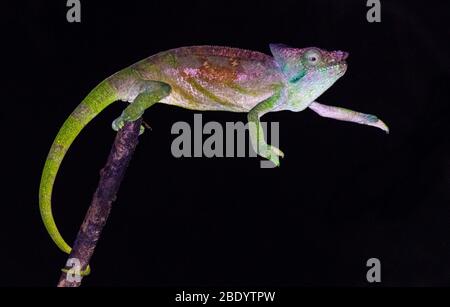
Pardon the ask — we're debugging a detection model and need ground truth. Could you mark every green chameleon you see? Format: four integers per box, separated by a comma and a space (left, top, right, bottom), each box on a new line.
39, 44, 388, 274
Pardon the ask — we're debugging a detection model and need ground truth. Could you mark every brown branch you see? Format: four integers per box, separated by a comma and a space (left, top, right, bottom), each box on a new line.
57, 119, 143, 287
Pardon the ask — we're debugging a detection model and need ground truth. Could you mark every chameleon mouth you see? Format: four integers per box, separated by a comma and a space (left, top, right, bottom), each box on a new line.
335, 62, 347, 75
323, 62, 347, 76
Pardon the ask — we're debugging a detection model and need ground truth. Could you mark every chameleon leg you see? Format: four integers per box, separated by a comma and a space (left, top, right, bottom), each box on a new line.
309, 101, 389, 133
112, 81, 171, 133
248, 91, 285, 167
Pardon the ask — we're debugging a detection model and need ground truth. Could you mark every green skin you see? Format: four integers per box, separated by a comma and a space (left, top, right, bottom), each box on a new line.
39, 44, 388, 275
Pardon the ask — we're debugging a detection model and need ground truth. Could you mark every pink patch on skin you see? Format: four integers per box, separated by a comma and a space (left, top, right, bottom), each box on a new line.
183, 68, 199, 77
236, 73, 249, 82
328, 50, 348, 62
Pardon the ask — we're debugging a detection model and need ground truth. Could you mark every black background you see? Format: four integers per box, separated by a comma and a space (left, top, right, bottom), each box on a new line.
2, 0, 449, 288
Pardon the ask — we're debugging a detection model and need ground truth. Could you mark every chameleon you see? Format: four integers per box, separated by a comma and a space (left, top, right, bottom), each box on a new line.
39, 44, 388, 274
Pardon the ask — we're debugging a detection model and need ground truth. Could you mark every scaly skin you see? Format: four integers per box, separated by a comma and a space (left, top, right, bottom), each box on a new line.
39, 44, 388, 275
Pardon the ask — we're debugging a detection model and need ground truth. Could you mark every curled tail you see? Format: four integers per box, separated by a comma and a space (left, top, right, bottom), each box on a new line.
39, 79, 118, 262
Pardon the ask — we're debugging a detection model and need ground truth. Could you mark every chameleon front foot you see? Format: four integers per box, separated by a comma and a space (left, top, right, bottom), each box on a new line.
259, 145, 284, 167
61, 265, 91, 277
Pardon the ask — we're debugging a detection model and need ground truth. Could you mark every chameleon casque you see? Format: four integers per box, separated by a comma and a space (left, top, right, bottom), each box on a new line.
39, 44, 388, 274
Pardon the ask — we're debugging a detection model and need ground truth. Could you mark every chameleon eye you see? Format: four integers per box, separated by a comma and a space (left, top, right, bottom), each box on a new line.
304, 49, 321, 65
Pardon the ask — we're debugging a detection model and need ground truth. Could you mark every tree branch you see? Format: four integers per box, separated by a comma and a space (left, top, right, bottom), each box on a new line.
57, 119, 143, 287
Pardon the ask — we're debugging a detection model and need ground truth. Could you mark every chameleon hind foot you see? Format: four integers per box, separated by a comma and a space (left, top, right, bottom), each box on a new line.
112, 81, 171, 135
112, 113, 146, 135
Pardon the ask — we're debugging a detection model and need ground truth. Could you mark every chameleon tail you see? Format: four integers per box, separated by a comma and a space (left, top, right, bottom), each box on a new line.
39, 79, 118, 273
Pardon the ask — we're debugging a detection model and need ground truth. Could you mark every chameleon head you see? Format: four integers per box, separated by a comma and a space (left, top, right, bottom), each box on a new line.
298, 47, 348, 79
270, 44, 348, 110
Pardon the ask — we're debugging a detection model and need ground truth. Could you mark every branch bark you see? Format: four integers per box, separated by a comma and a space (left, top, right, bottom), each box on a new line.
57, 119, 143, 287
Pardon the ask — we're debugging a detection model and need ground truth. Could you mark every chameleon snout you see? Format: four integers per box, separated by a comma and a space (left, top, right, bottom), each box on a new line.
340, 51, 349, 61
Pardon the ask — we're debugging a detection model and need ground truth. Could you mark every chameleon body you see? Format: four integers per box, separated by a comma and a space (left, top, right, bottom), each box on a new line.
39, 44, 388, 274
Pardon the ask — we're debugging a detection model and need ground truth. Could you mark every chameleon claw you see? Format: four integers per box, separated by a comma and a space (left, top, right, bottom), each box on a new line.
268, 155, 281, 167
258, 144, 283, 167
360, 114, 389, 134
113, 110, 147, 133
270, 145, 284, 158
113, 117, 146, 135
112, 116, 125, 131
371, 119, 389, 134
